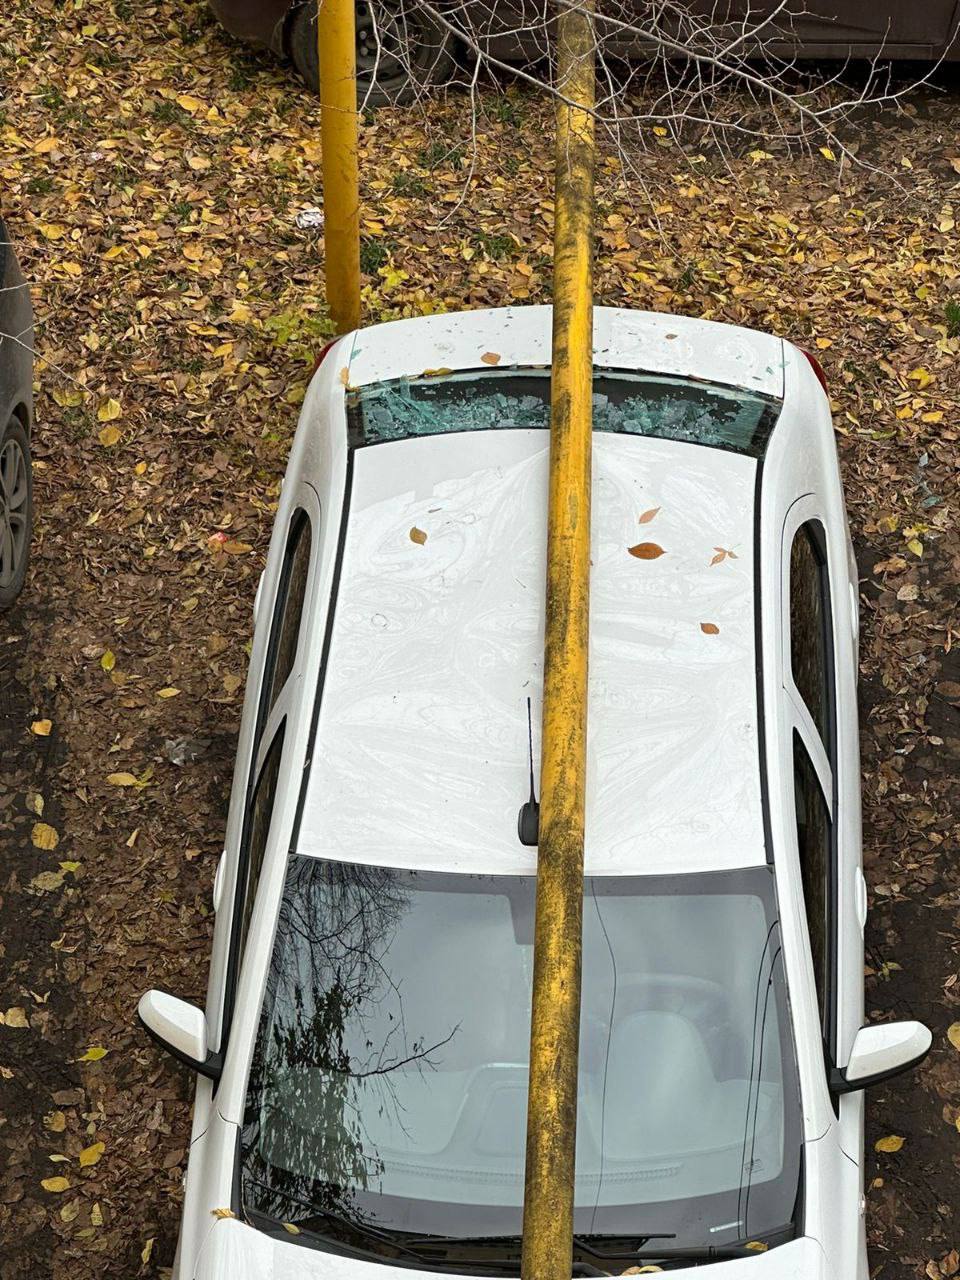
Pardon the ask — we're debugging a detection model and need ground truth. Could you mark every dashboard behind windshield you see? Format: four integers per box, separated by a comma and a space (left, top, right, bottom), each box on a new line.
241, 859, 801, 1260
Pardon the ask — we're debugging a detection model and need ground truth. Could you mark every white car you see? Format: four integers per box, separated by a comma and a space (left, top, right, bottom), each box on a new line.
140, 306, 932, 1278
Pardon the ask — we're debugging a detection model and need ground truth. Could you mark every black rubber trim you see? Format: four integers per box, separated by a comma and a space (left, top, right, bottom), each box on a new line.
290, 449, 356, 849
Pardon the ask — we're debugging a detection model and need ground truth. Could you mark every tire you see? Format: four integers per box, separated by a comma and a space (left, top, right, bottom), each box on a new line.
289, 0, 456, 108
0, 416, 32, 610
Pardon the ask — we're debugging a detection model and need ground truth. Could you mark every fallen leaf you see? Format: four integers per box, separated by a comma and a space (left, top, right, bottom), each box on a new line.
76, 1046, 108, 1063
628, 542, 664, 560
157, 687, 181, 698
30, 870, 66, 893
875, 1134, 905, 1153
700, 622, 720, 635
282, 1222, 301, 1234
98, 424, 121, 447
480, 351, 501, 365
41, 1177, 70, 1193
2, 1007, 30, 1028
100, 648, 115, 672
31, 822, 60, 851
710, 546, 739, 565
43, 1111, 67, 1133
31, 719, 52, 736
211, 1207, 236, 1219
79, 1142, 105, 1168
141, 1238, 154, 1265
947, 1023, 960, 1052
410, 527, 428, 545
106, 772, 139, 787
96, 397, 121, 422
638, 507, 660, 524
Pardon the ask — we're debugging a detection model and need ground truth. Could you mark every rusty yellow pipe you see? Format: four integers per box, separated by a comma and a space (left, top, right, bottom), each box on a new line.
317, 0, 361, 333
521, 5, 596, 1280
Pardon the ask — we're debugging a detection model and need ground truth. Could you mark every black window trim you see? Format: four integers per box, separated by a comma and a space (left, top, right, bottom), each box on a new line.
254, 505, 312, 749
787, 516, 840, 1073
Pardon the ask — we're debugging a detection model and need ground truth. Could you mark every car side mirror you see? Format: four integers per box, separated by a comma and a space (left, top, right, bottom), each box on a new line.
831, 1020, 932, 1095
137, 990, 222, 1081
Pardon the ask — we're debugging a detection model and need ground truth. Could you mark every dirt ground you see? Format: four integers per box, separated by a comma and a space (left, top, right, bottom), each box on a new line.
0, 1, 958, 1276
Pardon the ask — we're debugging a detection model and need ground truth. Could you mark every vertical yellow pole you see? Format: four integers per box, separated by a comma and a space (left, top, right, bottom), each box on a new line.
521, 3, 595, 1280
317, 0, 361, 333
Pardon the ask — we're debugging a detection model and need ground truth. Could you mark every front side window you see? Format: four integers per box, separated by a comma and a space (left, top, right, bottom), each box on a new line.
789, 523, 829, 741
222, 725, 286, 1049
347, 369, 781, 458
240, 860, 801, 1268
793, 732, 831, 1041
236, 728, 285, 966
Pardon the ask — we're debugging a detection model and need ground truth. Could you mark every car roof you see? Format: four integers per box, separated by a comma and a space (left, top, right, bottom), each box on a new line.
296, 308, 775, 877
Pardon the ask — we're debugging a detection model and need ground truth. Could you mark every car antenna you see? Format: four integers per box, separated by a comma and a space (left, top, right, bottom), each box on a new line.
518, 695, 540, 847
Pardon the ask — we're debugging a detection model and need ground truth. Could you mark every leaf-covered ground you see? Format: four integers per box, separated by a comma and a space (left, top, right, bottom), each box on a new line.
0, 1, 958, 1276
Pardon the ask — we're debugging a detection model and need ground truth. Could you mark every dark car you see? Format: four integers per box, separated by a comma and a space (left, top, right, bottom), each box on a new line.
208, 0, 960, 105
0, 218, 34, 610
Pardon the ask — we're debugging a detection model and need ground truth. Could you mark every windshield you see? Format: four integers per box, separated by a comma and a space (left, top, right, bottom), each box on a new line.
346, 369, 780, 457
241, 860, 801, 1266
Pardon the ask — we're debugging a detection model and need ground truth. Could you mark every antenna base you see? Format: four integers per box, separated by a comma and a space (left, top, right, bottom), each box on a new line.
518, 799, 540, 847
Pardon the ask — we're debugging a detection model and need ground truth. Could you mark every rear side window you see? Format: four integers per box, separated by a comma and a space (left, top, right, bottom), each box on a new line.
347, 369, 781, 457
265, 510, 312, 715
793, 732, 831, 1039
789, 523, 829, 741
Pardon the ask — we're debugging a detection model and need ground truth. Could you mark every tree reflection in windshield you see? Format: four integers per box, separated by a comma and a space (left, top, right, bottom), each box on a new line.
242, 858, 458, 1223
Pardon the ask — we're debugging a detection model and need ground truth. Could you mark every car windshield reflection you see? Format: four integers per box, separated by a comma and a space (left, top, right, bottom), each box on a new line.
240, 859, 802, 1264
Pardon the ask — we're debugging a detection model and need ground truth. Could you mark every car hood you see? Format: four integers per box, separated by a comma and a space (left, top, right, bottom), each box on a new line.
195, 1219, 828, 1279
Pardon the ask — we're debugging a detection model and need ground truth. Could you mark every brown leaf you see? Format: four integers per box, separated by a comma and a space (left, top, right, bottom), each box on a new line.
628, 542, 665, 560
638, 507, 660, 524
409, 527, 428, 545
480, 351, 501, 365
31, 719, 52, 736
710, 546, 739, 566
700, 622, 720, 635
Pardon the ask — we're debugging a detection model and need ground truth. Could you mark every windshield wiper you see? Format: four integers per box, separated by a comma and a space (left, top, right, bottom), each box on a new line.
244, 1175, 428, 1265
571, 1233, 677, 1262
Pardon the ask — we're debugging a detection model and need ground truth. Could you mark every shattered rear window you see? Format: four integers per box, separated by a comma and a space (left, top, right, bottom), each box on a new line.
346, 368, 780, 457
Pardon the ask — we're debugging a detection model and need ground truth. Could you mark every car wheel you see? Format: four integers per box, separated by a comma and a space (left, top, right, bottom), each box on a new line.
289, 0, 456, 107
0, 416, 32, 610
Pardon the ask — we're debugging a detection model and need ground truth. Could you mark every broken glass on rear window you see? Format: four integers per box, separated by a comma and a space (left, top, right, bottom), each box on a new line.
347, 368, 780, 457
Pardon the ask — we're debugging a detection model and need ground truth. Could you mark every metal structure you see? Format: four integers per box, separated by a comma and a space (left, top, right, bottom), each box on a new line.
317, 0, 362, 333
521, 4, 596, 1278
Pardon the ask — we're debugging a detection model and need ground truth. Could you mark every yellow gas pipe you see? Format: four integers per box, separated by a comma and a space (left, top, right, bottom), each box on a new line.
317, 0, 362, 333
521, 4, 596, 1280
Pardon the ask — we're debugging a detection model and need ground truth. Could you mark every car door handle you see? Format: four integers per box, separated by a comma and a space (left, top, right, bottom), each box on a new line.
855, 867, 868, 929
212, 853, 226, 914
